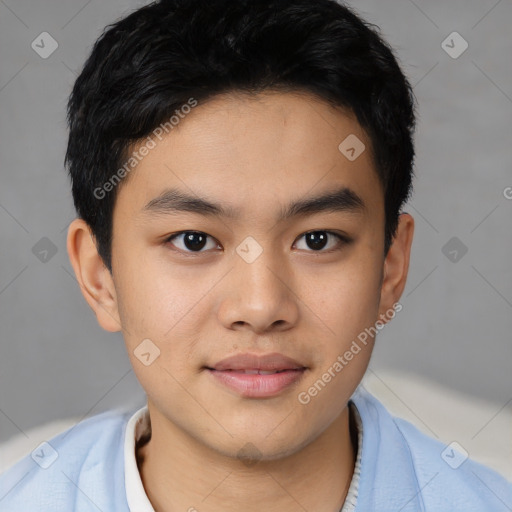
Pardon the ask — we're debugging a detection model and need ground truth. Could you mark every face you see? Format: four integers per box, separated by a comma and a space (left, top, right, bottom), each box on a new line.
68, 91, 412, 461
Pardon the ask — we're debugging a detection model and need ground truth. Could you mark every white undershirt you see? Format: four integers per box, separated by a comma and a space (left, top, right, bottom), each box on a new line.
124, 403, 362, 512
124, 405, 154, 511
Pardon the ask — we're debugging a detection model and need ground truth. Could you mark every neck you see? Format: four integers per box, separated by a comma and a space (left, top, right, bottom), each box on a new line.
137, 404, 356, 512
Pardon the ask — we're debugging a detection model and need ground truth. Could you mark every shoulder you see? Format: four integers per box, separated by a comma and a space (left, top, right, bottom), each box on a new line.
0, 406, 136, 512
351, 387, 512, 512
393, 415, 512, 510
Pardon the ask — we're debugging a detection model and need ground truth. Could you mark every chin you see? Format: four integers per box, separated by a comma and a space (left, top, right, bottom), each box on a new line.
206, 428, 310, 465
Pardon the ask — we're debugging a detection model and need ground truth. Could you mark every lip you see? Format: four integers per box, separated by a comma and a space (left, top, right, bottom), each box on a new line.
209, 352, 305, 372
205, 352, 307, 398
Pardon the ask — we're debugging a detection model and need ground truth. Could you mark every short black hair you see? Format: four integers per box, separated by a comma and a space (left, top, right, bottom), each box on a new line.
65, 0, 416, 273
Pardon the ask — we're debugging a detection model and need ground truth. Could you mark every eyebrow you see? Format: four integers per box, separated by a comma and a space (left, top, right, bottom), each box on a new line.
142, 185, 366, 222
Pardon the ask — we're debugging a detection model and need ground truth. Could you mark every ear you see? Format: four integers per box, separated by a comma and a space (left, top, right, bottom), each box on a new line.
66, 218, 122, 332
378, 213, 414, 322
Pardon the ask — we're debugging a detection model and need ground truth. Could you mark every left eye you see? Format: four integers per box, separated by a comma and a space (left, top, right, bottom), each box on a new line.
294, 230, 348, 252
165, 230, 349, 253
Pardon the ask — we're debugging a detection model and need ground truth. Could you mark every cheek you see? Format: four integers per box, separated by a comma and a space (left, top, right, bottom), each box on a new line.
311, 254, 382, 345
296, 260, 381, 419
115, 252, 200, 339
115, 258, 214, 385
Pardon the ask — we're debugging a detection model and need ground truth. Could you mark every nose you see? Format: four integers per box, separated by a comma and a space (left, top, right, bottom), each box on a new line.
216, 247, 300, 335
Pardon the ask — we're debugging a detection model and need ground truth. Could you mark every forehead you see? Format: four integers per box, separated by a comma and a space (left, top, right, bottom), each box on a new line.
114, 91, 383, 224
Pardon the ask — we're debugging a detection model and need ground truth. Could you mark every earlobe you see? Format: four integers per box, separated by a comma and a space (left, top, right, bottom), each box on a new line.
66, 218, 122, 333
378, 213, 414, 321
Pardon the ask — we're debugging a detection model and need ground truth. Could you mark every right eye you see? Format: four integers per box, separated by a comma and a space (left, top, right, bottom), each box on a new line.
165, 231, 221, 253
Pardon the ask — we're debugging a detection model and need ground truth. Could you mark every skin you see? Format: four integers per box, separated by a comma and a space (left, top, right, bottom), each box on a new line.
67, 90, 414, 512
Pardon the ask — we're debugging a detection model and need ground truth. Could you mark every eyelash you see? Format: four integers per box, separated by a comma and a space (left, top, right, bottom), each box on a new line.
164, 230, 352, 255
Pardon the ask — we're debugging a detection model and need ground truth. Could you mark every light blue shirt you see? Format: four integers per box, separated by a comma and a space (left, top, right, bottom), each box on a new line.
1, 387, 511, 511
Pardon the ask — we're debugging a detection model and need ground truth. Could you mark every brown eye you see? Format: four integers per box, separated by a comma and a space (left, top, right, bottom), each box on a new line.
294, 230, 350, 252
166, 231, 219, 253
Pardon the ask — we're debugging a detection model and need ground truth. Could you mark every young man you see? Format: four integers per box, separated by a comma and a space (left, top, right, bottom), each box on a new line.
1, 0, 510, 510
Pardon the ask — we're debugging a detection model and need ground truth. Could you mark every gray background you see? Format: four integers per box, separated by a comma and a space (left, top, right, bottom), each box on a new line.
0, 0, 511, 445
